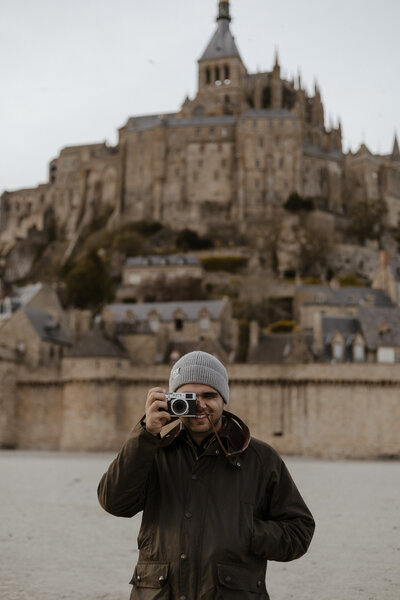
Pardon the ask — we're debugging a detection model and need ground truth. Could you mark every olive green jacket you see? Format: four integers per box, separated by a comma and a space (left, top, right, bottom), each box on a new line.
98, 412, 315, 600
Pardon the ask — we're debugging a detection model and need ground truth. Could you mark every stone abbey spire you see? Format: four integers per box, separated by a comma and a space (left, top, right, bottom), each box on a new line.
217, 1, 231, 22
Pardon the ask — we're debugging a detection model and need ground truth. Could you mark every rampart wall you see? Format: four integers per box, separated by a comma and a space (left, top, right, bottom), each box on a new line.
3, 363, 399, 458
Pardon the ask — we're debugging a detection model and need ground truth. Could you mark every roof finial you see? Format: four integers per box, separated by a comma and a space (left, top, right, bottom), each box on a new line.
217, 1, 231, 22
392, 132, 400, 160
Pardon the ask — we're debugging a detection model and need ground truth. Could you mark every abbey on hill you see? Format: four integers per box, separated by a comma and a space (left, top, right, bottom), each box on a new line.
1, 0, 399, 253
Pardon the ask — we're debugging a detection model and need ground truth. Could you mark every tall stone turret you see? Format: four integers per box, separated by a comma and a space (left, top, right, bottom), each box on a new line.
270, 50, 283, 110
187, 0, 247, 116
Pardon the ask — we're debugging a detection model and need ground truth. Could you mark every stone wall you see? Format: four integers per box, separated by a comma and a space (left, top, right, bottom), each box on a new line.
5, 362, 399, 458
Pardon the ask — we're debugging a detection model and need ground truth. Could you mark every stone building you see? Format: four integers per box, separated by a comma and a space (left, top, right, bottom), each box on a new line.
1, 1, 399, 254
102, 297, 236, 364
372, 249, 400, 305
117, 254, 203, 302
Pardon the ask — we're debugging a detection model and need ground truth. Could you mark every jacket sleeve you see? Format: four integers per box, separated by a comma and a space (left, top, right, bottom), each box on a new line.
97, 423, 160, 518
250, 457, 315, 562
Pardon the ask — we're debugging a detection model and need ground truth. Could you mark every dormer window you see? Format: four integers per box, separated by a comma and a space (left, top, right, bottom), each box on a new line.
353, 343, 364, 362
333, 342, 343, 361
175, 318, 183, 331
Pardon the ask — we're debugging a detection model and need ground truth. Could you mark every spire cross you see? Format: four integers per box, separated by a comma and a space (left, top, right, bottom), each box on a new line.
217, 1, 231, 22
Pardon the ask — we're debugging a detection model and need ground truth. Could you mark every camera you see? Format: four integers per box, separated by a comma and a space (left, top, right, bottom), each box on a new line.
165, 392, 197, 417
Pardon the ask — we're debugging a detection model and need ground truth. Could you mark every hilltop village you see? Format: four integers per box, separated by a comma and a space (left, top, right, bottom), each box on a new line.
0, 1, 399, 457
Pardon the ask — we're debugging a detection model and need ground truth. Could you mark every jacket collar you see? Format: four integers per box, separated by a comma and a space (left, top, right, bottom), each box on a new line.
160, 410, 251, 458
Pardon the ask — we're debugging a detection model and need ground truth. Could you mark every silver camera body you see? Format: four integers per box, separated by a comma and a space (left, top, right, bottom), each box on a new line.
165, 392, 197, 417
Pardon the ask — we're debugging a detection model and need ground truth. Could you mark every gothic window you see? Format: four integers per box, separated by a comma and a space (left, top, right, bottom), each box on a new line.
206, 68, 211, 84
224, 65, 230, 81
282, 87, 296, 110
259, 138, 264, 148
224, 95, 230, 104
262, 86, 271, 109
215, 66, 221, 82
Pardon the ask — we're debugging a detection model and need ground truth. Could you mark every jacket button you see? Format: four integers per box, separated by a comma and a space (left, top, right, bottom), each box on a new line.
136, 575, 141, 582
180, 596, 187, 600
215, 450, 220, 455
180, 553, 187, 560
257, 579, 262, 587
185, 511, 192, 518
225, 575, 232, 582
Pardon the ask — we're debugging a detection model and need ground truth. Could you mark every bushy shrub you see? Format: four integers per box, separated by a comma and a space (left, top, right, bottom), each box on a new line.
200, 256, 247, 273
284, 193, 314, 213
175, 229, 213, 251
338, 273, 365, 287
267, 320, 296, 333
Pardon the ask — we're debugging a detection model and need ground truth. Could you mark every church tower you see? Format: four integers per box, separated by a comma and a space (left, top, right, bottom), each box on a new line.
185, 0, 247, 116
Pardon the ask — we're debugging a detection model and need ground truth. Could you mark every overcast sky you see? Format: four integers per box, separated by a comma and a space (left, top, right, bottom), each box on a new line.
1, 0, 399, 192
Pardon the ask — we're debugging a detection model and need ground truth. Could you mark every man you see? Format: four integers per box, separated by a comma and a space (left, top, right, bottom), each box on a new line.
98, 351, 315, 599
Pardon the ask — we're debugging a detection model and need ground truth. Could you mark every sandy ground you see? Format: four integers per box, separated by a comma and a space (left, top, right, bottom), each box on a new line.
0, 450, 399, 600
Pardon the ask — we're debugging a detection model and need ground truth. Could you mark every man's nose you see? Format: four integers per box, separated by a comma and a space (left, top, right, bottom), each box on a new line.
196, 397, 206, 411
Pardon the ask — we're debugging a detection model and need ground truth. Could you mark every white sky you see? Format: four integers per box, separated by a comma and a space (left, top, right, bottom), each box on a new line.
1, 0, 399, 192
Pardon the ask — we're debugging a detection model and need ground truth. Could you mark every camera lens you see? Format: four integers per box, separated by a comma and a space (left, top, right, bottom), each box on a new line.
171, 399, 188, 415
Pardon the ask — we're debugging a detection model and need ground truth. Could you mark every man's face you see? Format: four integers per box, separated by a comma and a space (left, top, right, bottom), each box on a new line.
176, 383, 225, 443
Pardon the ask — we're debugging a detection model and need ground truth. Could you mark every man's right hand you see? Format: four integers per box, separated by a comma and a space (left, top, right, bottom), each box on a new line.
145, 387, 171, 436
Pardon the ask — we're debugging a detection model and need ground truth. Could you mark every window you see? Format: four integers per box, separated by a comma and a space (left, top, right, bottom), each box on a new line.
128, 273, 141, 285
353, 344, 364, 362
224, 65, 230, 80
215, 66, 220, 82
175, 318, 183, 331
200, 317, 210, 331
150, 318, 159, 333
206, 68, 211, 84
377, 347, 395, 363
333, 342, 343, 361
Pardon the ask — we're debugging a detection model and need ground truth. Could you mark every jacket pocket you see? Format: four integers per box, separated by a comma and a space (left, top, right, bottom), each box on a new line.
217, 563, 269, 600
129, 562, 170, 600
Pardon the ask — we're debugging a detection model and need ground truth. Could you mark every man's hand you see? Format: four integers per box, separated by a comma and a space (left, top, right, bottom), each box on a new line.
145, 387, 171, 436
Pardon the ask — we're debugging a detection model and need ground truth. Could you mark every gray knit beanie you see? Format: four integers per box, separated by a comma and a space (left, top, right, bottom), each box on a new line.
169, 351, 229, 404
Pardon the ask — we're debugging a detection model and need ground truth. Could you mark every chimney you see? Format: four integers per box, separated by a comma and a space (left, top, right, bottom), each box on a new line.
249, 320, 259, 348
379, 250, 389, 270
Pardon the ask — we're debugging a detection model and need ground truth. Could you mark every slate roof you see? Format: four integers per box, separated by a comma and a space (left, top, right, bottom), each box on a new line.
64, 329, 128, 358
105, 300, 226, 323
303, 144, 343, 160
240, 109, 297, 120
23, 307, 71, 345
200, 18, 241, 61
248, 333, 294, 364
297, 285, 393, 307
321, 315, 362, 362
125, 255, 201, 268
126, 113, 236, 133
357, 306, 400, 349
247, 331, 314, 364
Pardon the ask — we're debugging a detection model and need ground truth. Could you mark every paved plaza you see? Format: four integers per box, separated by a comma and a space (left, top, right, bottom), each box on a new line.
0, 449, 399, 600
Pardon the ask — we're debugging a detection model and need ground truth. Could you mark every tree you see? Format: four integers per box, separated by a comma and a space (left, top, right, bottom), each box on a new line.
64, 250, 114, 310
347, 198, 387, 245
